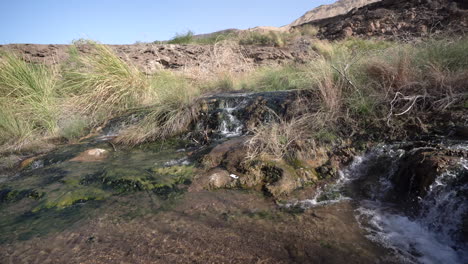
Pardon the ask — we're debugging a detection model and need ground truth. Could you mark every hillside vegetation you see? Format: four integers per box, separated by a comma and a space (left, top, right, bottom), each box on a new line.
0, 37, 467, 161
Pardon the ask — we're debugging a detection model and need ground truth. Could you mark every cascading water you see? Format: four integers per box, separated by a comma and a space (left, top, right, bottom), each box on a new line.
216, 98, 245, 137
287, 142, 468, 264
354, 144, 468, 264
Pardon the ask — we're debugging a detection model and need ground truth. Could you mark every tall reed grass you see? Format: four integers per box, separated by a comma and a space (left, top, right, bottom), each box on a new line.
1, 37, 466, 157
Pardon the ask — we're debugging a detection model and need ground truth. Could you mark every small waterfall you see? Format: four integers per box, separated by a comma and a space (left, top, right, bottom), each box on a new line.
218, 106, 244, 137
216, 98, 245, 138
283, 142, 468, 263
351, 144, 468, 264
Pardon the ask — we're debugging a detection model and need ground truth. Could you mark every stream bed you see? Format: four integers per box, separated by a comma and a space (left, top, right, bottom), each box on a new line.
0, 91, 466, 263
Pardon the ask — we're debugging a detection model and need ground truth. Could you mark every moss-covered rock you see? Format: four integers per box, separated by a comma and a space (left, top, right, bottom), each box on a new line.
0, 188, 44, 203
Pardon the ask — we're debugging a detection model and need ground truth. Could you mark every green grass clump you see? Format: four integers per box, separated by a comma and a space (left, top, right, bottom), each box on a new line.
62, 42, 155, 124
0, 54, 59, 150
238, 31, 286, 47
414, 38, 468, 71
339, 37, 394, 52
245, 66, 310, 91
167, 30, 195, 44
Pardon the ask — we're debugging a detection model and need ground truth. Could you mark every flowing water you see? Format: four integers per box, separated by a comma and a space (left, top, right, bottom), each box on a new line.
1, 91, 466, 263
289, 143, 468, 264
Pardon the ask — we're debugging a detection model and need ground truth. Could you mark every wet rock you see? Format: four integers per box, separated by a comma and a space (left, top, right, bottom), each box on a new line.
237, 159, 318, 198
202, 137, 248, 168
70, 148, 109, 162
208, 168, 233, 189
195, 90, 312, 141
391, 148, 463, 201
454, 126, 468, 139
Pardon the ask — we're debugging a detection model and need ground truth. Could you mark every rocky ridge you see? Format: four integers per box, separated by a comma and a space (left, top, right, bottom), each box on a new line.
288, 0, 381, 28
0, 42, 314, 74
304, 0, 468, 40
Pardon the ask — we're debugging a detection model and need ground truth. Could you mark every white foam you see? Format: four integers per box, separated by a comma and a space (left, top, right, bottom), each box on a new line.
356, 201, 465, 264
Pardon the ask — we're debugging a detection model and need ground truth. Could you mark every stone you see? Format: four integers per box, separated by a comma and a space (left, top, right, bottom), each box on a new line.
342, 27, 354, 38
70, 148, 109, 162
208, 168, 233, 189
202, 137, 248, 168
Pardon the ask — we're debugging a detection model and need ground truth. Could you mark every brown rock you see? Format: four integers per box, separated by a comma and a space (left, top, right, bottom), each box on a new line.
202, 137, 248, 168
208, 168, 234, 189
367, 22, 376, 32
342, 27, 354, 38
19, 157, 37, 170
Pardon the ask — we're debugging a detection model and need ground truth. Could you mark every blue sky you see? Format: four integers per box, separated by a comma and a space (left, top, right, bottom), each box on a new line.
0, 0, 334, 44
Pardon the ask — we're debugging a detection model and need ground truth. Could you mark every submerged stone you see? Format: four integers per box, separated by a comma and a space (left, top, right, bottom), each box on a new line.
70, 148, 109, 162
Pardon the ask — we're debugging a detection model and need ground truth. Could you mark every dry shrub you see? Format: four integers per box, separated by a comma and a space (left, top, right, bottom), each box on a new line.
181, 40, 252, 86
310, 40, 335, 59
366, 52, 417, 95
306, 59, 345, 120
113, 102, 200, 146
425, 66, 468, 110
247, 115, 312, 160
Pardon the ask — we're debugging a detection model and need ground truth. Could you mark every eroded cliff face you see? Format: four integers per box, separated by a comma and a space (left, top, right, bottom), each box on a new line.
288, 0, 381, 28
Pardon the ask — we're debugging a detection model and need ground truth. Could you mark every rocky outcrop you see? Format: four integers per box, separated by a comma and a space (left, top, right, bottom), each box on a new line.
195, 137, 319, 198
288, 0, 380, 28
303, 0, 468, 40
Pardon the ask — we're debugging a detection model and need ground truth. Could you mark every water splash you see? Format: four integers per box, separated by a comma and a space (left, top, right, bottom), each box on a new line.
218, 100, 245, 138
353, 146, 468, 264
355, 201, 464, 264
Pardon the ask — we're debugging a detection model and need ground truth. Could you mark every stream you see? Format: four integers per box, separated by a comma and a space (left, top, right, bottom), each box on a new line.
287, 143, 468, 264
0, 91, 467, 263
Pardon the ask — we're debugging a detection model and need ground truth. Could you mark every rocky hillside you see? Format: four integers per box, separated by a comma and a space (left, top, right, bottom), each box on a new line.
288, 0, 380, 28
0, 42, 313, 74
305, 0, 468, 39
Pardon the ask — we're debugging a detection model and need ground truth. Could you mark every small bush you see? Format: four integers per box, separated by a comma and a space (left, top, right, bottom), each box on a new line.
167, 31, 195, 44
298, 25, 319, 37
59, 116, 89, 141
238, 31, 286, 47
